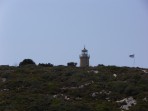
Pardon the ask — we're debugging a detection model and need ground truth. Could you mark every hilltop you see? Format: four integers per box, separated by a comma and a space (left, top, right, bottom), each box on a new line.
0, 65, 148, 111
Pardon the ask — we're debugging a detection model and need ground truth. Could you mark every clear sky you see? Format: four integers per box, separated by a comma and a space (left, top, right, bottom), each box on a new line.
0, 0, 148, 68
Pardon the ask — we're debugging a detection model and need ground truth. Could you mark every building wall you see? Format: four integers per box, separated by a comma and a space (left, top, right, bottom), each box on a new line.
80, 56, 89, 67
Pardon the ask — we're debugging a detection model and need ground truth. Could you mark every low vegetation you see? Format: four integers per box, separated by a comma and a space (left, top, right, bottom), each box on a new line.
0, 65, 148, 111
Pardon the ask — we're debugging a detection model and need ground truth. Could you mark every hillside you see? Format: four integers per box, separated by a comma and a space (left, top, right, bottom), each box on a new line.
0, 65, 148, 111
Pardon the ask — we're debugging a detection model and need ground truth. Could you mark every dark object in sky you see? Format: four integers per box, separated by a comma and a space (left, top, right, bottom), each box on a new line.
19, 59, 36, 66
129, 54, 135, 58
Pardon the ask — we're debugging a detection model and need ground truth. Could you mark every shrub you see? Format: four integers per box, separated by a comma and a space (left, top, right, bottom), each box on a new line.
67, 62, 77, 67
19, 59, 36, 66
38, 63, 53, 67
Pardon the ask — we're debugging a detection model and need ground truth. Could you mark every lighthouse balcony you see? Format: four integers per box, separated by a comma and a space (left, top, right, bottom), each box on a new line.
79, 54, 90, 58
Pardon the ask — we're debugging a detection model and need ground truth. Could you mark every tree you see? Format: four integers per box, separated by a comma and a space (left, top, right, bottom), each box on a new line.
67, 62, 77, 67
19, 59, 36, 66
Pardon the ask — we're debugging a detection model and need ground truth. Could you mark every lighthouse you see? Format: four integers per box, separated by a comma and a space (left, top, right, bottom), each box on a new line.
79, 47, 90, 67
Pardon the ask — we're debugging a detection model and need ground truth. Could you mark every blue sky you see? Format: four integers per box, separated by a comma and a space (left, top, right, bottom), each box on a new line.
0, 0, 148, 67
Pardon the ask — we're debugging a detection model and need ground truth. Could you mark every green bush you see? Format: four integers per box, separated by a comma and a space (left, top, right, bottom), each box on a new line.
19, 59, 36, 66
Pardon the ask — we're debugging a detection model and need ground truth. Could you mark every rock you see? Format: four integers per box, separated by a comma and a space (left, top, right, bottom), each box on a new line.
2, 78, 6, 82
142, 70, 148, 73
79, 85, 84, 89
116, 97, 137, 110
64, 96, 70, 100
92, 92, 98, 97
143, 97, 147, 102
113, 74, 117, 78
